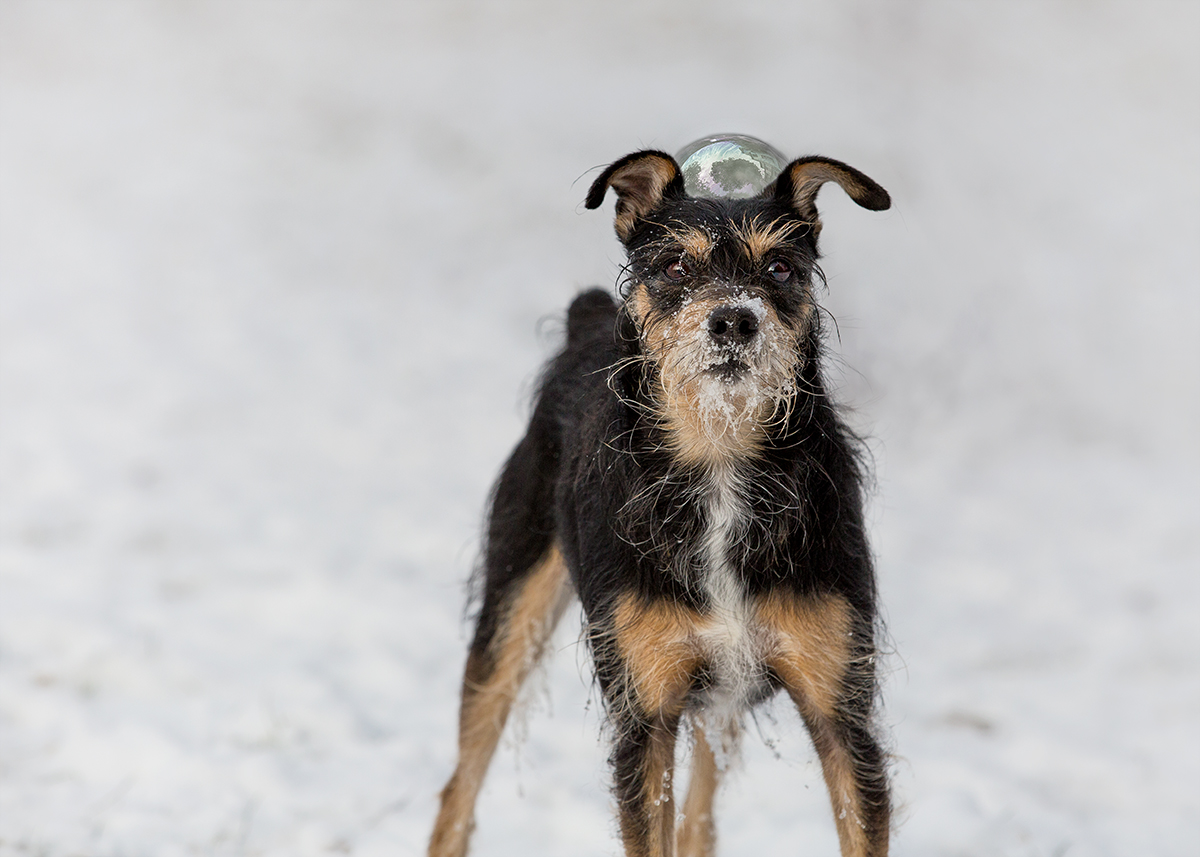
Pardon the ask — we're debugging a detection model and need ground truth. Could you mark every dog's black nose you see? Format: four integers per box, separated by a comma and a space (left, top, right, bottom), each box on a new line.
707, 306, 759, 347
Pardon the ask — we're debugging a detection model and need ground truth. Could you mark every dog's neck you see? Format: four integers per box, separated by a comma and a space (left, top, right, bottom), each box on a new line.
657, 376, 776, 465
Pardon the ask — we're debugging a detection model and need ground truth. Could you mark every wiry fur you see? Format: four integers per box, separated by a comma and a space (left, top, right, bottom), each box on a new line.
430, 149, 893, 857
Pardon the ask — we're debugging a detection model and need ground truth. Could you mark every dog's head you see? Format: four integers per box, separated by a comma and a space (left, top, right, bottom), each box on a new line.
586, 149, 889, 465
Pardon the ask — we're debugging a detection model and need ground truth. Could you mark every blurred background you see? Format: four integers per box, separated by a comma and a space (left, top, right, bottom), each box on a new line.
1, 2, 1196, 855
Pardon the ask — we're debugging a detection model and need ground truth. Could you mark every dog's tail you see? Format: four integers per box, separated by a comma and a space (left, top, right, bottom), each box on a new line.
566, 288, 618, 349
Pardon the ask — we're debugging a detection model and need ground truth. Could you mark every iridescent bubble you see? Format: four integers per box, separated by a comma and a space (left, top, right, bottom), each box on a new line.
676, 134, 788, 200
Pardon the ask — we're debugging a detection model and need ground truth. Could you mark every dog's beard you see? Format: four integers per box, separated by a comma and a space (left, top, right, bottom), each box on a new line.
644, 293, 802, 458
688, 329, 797, 439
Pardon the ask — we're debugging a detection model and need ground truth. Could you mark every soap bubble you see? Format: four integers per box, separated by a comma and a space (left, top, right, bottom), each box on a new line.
676, 134, 788, 200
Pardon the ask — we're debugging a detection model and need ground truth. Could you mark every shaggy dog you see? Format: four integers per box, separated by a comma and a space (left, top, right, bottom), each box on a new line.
429, 146, 892, 857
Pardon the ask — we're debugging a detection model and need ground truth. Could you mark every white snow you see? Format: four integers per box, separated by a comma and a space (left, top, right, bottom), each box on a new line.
1, 2, 1197, 856
731, 294, 767, 324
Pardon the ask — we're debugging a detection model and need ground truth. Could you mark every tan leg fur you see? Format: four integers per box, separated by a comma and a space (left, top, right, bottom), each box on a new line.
428, 545, 570, 857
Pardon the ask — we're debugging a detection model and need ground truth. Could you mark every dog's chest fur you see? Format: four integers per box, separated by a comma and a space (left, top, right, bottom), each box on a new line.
605, 374, 809, 715
690, 460, 770, 716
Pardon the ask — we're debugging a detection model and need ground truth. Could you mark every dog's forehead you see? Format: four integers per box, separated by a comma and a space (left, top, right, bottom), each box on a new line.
633, 198, 812, 260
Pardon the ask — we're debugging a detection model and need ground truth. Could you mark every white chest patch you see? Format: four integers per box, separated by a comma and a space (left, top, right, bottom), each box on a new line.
695, 464, 766, 724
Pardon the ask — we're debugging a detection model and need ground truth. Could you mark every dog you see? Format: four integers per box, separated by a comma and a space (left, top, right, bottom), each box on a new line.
428, 144, 892, 857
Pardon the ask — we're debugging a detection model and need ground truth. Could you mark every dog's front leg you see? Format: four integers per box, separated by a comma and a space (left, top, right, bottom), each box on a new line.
611, 707, 683, 857
595, 594, 702, 857
759, 592, 890, 857
794, 710, 890, 857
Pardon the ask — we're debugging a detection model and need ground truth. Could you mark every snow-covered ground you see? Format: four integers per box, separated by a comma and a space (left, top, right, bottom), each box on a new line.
1, 2, 1197, 855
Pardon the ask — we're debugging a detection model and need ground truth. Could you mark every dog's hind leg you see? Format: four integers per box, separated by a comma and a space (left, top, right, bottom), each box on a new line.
675, 721, 736, 857
429, 414, 570, 857
428, 543, 570, 857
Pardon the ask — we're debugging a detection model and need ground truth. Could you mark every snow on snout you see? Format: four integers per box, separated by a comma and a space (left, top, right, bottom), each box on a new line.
699, 293, 774, 366
730, 293, 767, 324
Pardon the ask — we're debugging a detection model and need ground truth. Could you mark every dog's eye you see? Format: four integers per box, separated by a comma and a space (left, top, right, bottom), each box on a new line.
766, 260, 793, 283
664, 259, 690, 281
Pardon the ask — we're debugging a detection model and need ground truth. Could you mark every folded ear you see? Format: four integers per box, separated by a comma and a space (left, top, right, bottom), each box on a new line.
773, 157, 890, 233
585, 150, 684, 241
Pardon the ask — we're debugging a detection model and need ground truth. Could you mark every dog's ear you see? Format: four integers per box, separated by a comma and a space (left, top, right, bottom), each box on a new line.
772, 157, 890, 233
586, 150, 684, 242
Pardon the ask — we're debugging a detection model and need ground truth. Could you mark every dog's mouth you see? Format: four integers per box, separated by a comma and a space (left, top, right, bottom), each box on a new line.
706, 359, 750, 381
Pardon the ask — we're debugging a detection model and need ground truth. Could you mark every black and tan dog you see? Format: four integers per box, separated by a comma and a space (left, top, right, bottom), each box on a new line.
429, 147, 892, 857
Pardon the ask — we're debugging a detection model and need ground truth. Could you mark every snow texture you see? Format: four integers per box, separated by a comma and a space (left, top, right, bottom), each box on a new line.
1, 2, 1197, 855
